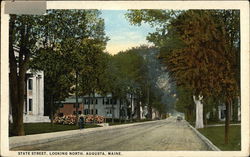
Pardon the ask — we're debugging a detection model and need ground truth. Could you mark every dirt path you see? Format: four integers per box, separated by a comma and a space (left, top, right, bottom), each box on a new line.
12, 117, 211, 151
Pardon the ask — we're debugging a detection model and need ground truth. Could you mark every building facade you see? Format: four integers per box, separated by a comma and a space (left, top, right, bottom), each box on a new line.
10, 70, 50, 123
24, 70, 50, 122
218, 101, 241, 121
57, 97, 84, 116
58, 94, 125, 119
58, 93, 150, 120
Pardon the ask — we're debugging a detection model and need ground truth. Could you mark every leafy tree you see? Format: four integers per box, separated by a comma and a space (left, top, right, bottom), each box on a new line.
9, 9, 108, 135
9, 14, 44, 136
76, 38, 108, 123
126, 10, 240, 143
175, 86, 195, 122
97, 53, 128, 123
160, 10, 239, 138
134, 46, 170, 117
30, 48, 74, 124
111, 46, 167, 121
111, 50, 147, 121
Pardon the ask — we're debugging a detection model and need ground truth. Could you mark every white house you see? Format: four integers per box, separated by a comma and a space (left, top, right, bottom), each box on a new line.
9, 70, 50, 123
23, 70, 50, 122
218, 101, 241, 121
82, 93, 126, 119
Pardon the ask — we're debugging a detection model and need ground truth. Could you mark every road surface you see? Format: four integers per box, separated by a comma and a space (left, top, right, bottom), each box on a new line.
12, 117, 211, 151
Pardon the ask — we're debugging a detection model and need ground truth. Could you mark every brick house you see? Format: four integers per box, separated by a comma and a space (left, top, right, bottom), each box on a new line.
57, 97, 84, 116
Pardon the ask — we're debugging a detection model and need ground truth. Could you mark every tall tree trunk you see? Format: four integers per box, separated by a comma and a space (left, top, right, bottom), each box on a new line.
130, 93, 133, 122
11, 65, 27, 136
9, 15, 29, 136
9, 52, 20, 135
75, 71, 79, 125
193, 95, 204, 129
93, 91, 96, 124
9, 15, 25, 136
50, 95, 54, 125
119, 98, 122, 123
111, 93, 115, 123
224, 98, 231, 144
88, 94, 90, 115
233, 97, 239, 122
148, 105, 152, 120
137, 101, 141, 121
124, 102, 127, 123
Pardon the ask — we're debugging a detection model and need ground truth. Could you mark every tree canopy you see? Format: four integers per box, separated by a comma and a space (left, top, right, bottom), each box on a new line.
126, 9, 240, 143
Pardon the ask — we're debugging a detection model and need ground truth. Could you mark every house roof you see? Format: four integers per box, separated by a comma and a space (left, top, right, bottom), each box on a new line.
60, 97, 84, 104
60, 94, 113, 104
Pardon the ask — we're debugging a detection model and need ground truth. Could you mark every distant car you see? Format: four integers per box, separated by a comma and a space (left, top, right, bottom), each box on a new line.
177, 116, 182, 121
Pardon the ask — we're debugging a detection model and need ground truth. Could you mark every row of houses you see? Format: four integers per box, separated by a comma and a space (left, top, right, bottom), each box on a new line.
9, 70, 240, 123
56, 93, 151, 120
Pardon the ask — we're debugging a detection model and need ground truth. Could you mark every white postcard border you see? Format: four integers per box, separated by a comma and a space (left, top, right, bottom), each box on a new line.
1, 1, 249, 157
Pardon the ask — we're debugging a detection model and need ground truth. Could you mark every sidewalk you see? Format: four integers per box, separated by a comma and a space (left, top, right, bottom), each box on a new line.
9, 119, 163, 149
185, 121, 221, 151
205, 123, 240, 127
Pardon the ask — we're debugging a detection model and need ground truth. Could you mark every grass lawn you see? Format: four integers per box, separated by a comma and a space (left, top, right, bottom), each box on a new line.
9, 123, 101, 137
206, 121, 241, 125
198, 125, 241, 151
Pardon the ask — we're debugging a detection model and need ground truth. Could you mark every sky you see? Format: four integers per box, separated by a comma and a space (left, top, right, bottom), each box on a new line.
100, 10, 155, 55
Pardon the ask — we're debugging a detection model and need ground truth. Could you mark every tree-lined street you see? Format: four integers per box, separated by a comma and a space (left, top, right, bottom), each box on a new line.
8, 8, 241, 151
12, 117, 210, 151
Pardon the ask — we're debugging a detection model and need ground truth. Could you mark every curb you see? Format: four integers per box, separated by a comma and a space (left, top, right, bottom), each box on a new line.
9, 119, 163, 149
187, 121, 221, 151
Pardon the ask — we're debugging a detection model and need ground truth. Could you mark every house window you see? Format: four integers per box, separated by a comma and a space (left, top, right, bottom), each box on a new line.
28, 79, 32, 90
95, 109, 98, 115
59, 104, 64, 108
29, 99, 32, 111
84, 98, 90, 104
103, 98, 105, 105
106, 109, 112, 117
84, 109, 89, 115
111, 99, 117, 105
95, 99, 98, 104
78, 111, 82, 114
105, 98, 110, 105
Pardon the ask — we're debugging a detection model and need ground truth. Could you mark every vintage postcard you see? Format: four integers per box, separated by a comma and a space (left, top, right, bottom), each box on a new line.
1, 1, 249, 157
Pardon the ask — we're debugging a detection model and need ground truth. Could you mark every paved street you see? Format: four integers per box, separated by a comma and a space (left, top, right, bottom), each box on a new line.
12, 117, 211, 151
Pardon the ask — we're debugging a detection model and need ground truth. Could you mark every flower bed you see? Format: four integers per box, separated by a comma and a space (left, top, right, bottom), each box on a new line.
53, 115, 105, 125
85, 115, 104, 123
53, 115, 76, 125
